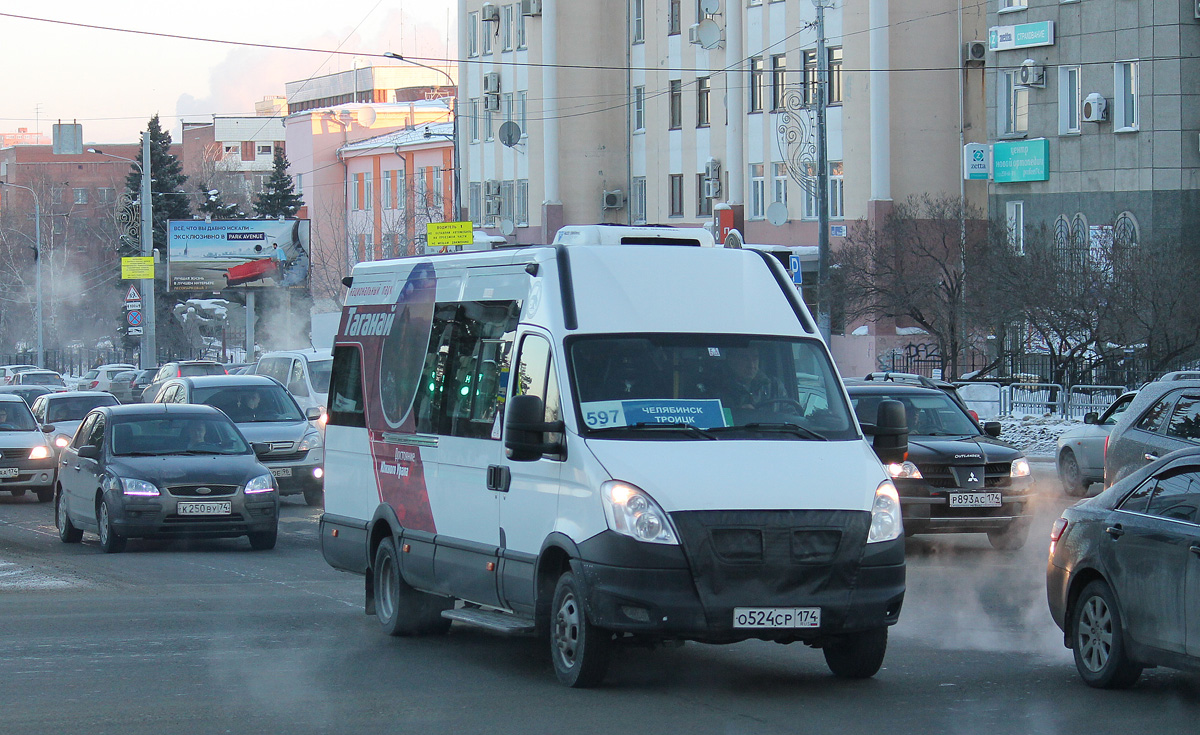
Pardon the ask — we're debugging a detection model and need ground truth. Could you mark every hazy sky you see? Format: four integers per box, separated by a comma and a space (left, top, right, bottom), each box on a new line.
0, 1, 457, 144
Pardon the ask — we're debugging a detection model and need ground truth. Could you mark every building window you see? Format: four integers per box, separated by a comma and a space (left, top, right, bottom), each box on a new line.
257, 144, 272, 156
502, 4, 514, 51
501, 181, 515, 223
1114, 211, 1139, 249
749, 57, 765, 113
669, 0, 681, 35
697, 174, 712, 217
772, 163, 787, 208
485, 106, 494, 141
470, 182, 482, 224
223, 143, 238, 158
803, 50, 818, 105
432, 167, 444, 207
352, 173, 363, 210
829, 161, 844, 219
73, 188, 88, 205
364, 234, 374, 261
669, 80, 682, 130
382, 171, 393, 209
771, 54, 787, 111
468, 12, 479, 56
749, 164, 765, 219
802, 163, 818, 219
668, 174, 684, 217
482, 16, 493, 54
97, 187, 115, 204
517, 180, 529, 226
827, 47, 843, 104
633, 0, 644, 43
1006, 201, 1025, 255
1114, 61, 1139, 131
1000, 0, 1028, 9
1059, 65, 1081, 135
1000, 70, 1029, 136
749, 0, 762, 5
633, 86, 646, 132
631, 176, 647, 224
503, 92, 514, 123
697, 76, 710, 127
516, 91, 527, 135
517, 11, 526, 49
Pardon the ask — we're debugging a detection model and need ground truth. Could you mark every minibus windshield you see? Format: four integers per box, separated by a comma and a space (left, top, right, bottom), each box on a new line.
569, 335, 858, 441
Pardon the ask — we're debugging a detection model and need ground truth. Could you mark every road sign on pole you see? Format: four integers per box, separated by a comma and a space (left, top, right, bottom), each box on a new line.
127, 326, 144, 336
125, 285, 141, 303
127, 310, 143, 327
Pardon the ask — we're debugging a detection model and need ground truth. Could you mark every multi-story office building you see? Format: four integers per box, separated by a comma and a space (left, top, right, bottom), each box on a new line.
181, 111, 288, 212
986, 0, 1200, 252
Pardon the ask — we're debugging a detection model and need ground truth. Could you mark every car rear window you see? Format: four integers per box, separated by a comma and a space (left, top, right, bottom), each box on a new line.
83, 370, 99, 380
23, 372, 66, 386
46, 395, 119, 423
180, 364, 226, 377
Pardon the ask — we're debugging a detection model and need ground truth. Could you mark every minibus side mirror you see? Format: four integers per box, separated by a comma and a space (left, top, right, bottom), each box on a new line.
504, 394, 565, 462
871, 400, 908, 465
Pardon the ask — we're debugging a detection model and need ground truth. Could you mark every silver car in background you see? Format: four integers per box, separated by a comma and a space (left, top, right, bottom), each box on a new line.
31, 391, 121, 458
1055, 391, 1136, 496
152, 374, 325, 506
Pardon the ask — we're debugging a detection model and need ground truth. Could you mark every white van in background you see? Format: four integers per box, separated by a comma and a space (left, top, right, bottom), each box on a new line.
318, 242, 908, 687
255, 349, 332, 418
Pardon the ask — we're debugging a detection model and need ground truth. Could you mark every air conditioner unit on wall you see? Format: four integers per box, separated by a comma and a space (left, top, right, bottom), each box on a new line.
485, 198, 502, 216
1195, 0, 1200, 19
963, 40, 987, 65
481, 3, 499, 22
704, 158, 721, 181
703, 179, 722, 199
602, 190, 625, 210
485, 180, 501, 196
483, 72, 501, 95
688, 24, 702, 44
483, 93, 501, 112
1083, 93, 1108, 122
1018, 59, 1045, 88
521, 0, 542, 16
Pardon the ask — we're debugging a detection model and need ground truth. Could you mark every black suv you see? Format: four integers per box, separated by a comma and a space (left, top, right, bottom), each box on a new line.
846, 376, 1034, 550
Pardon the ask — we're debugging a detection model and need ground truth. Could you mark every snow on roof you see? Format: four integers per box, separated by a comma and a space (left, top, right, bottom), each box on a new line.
339, 122, 455, 155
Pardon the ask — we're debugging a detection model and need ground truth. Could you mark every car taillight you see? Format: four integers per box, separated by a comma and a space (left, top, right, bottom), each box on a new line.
177, 368, 182, 377
1049, 517, 1068, 554
969, 409, 979, 422
1104, 435, 1109, 460
88, 381, 99, 389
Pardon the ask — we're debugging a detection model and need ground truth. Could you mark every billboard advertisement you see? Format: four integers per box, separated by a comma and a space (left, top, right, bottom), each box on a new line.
168, 219, 311, 291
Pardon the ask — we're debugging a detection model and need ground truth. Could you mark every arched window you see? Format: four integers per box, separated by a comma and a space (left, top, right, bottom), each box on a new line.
1114, 211, 1139, 249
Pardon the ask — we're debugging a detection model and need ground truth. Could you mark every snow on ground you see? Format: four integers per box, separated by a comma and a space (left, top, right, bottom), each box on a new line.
997, 414, 1076, 460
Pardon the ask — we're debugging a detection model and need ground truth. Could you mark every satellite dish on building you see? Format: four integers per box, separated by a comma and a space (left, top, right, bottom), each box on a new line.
723, 228, 744, 249
700, 0, 720, 15
500, 218, 516, 236
358, 106, 377, 126
498, 121, 522, 147
766, 202, 789, 226
697, 19, 723, 49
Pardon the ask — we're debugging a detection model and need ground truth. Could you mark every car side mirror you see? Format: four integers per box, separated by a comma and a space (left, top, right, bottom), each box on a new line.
871, 400, 908, 465
504, 394, 565, 462
983, 421, 1002, 438
1083, 412, 1099, 425
77, 445, 100, 460
305, 407, 323, 421
40, 424, 56, 433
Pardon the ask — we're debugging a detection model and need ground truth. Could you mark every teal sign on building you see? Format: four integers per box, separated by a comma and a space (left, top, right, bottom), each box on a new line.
993, 139, 1049, 183
989, 21, 1055, 51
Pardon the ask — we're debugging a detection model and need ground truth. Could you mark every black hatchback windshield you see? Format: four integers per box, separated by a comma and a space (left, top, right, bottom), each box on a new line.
568, 334, 857, 440
0, 401, 38, 431
110, 416, 250, 456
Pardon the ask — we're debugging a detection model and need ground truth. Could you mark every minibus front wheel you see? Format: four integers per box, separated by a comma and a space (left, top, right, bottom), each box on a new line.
550, 571, 612, 687
822, 627, 888, 679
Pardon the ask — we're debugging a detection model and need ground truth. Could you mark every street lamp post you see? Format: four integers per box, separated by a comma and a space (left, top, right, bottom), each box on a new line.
0, 182, 43, 368
383, 51, 461, 221
89, 144, 156, 369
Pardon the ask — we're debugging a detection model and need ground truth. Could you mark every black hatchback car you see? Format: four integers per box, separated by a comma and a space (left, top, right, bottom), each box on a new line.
55, 404, 278, 553
846, 381, 1033, 549
1047, 445, 1200, 688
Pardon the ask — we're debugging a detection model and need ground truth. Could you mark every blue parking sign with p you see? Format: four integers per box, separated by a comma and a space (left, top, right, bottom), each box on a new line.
789, 254, 802, 285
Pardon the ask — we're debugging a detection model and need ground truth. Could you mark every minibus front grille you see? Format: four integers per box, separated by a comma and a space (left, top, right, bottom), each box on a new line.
669, 510, 870, 616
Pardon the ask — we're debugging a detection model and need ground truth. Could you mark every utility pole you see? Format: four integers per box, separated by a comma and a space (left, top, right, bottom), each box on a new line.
0, 182, 44, 367
141, 133, 157, 368
814, 0, 833, 342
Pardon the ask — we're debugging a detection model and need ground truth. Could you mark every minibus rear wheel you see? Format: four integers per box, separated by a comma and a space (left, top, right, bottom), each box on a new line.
549, 571, 612, 687
822, 627, 888, 679
373, 537, 452, 636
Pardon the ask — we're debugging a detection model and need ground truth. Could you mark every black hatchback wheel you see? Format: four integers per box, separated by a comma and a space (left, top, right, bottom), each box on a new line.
1072, 580, 1142, 688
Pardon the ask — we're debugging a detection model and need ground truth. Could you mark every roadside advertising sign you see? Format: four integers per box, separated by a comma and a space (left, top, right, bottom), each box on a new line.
167, 219, 311, 291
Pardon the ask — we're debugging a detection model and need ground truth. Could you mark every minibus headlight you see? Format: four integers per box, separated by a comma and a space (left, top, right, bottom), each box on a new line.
600, 480, 678, 545
868, 481, 903, 543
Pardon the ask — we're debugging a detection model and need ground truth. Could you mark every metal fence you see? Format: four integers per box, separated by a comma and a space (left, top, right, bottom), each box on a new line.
951, 380, 1125, 419
0, 346, 207, 377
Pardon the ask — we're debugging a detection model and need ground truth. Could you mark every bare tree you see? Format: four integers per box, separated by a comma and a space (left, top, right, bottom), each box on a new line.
835, 194, 990, 379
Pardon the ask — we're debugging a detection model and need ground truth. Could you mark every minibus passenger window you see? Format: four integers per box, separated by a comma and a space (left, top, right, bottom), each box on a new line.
328, 346, 366, 428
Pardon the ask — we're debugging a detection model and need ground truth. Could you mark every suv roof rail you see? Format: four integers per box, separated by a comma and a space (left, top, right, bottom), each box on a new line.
862, 371, 948, 390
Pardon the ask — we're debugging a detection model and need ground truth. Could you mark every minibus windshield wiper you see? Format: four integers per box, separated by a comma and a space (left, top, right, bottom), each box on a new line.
712, 422, 827, 441
589, 422, 716, 439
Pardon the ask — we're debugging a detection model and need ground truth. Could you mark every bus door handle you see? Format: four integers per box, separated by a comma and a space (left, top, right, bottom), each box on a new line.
486, 465, 510, 493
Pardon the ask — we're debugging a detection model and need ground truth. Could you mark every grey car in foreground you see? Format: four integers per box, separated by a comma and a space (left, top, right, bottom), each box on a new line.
151, 374, 325, 505
1047, 445, 1200, 688
1103, 379, 1200, 488
55, 404, 279, 553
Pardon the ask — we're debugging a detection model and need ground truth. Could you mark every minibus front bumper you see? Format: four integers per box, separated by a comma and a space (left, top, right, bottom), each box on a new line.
574, 510, 905, 643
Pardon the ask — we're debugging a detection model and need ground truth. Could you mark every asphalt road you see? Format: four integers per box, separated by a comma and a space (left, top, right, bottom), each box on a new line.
2, 464, 1198, 735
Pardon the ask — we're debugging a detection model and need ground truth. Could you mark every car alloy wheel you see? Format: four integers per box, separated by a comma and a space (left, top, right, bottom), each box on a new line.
1076, 595, 1113, 673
